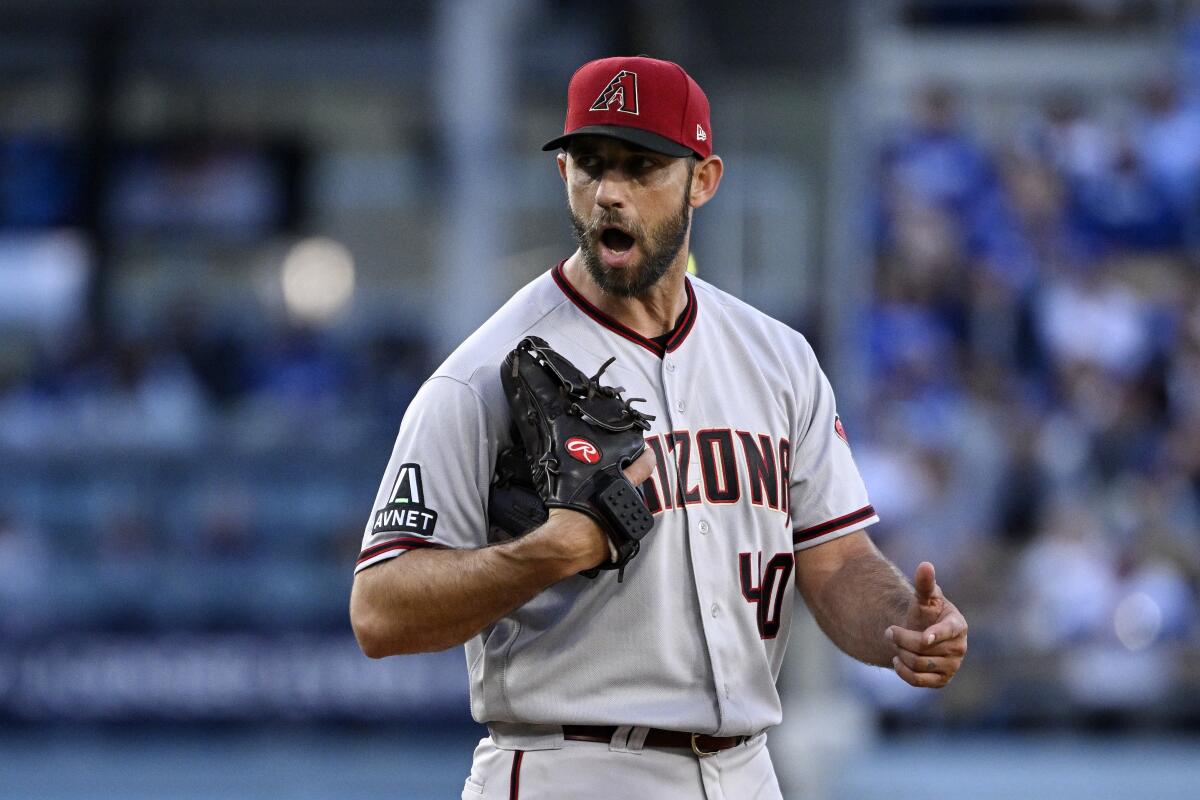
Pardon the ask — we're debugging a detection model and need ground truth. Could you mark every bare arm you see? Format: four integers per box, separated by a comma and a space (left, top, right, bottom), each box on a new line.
795, 530, 967, 686
794, 531, 910, 666
351, 510, 607, 656
350, 452, 655, 657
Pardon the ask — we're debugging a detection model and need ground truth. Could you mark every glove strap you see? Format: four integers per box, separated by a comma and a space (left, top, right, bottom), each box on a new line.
593, 474, 655, 545
603, 534, 620, 564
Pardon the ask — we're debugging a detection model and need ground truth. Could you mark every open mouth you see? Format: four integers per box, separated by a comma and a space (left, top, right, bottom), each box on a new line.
600, 227, 636, 253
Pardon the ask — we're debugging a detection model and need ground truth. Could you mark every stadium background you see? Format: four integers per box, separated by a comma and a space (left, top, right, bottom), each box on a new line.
2, 0, 1200, 797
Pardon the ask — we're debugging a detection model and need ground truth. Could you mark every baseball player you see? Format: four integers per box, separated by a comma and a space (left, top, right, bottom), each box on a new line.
350, 55, 967, 799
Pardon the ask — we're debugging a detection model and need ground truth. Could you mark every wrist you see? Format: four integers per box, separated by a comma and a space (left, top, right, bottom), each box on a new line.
531, 508, 609, 577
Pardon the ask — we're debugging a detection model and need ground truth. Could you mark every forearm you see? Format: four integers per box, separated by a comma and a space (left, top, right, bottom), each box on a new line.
798, 540, 912, 667
350, 510, 605, 657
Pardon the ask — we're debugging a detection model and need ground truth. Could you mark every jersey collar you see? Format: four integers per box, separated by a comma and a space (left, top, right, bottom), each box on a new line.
552, 260, 698, 358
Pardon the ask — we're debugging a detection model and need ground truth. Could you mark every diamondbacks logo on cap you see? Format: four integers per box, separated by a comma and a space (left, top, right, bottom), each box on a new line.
565, 436, 602, 464
590, 70, 639, 115
372, 462, 438, 536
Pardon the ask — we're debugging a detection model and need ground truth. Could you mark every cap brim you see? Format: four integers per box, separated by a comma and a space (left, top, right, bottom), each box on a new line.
542, 125, 694, 158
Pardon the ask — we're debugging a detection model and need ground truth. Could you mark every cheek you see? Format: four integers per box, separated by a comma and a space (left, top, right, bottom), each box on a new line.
642, 189, 684, 226
566, 180, 596, 213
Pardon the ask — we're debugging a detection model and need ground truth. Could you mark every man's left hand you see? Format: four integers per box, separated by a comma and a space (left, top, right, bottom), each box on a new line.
885, 561, 968, 688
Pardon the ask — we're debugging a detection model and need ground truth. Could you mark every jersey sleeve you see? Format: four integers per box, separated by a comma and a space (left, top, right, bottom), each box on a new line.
788, 350, 879, 551
355, 375, 493, 573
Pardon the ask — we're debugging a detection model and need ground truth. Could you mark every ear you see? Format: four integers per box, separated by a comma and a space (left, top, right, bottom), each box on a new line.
557, 152, 569, 184
688, 155, 723, 209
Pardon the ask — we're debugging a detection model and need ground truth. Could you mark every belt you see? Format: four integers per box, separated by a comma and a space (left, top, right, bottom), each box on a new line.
561, 725, 748, 757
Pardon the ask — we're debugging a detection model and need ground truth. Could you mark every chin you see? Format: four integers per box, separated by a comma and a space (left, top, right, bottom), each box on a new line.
604, 266, 664, 298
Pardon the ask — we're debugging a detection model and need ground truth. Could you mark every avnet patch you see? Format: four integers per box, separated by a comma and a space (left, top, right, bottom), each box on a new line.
372, 505, 437, 536
372, 462, 438, 536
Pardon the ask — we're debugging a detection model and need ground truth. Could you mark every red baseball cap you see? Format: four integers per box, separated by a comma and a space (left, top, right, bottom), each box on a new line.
543, 55, 712, 159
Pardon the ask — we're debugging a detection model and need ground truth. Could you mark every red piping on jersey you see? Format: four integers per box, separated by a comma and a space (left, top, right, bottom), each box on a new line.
551, 261, 698, 357
792, 504, 877, 545
509, 750, 524, 799
356, 536, 447, 565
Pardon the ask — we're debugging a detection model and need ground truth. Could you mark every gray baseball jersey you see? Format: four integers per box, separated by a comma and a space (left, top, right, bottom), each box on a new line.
356, 262, 878, 736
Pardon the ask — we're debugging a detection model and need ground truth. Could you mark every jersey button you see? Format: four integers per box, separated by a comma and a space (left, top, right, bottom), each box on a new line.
710, 603, 719, 617
675, 398, 687, 413
665, 359, 676, 373
698, 520, 710, 534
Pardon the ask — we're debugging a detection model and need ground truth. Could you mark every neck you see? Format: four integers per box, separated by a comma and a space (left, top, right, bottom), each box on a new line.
561, 250, 690, 338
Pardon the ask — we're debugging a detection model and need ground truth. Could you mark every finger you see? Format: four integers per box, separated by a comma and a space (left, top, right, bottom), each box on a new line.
891, 636, 967, 658
893, 647, 956, 676
892, 656, 949, 689
912, 561, 938, 603
624, 447, 657, 486
890, 620, 966, 651
922, 615, 968, 647
885, 625, 931, 652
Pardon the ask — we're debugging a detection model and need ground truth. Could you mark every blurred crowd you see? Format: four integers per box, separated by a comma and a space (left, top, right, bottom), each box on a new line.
0, 316, 431, 452
0, 311, 435, 637
857, 76, 1200, 723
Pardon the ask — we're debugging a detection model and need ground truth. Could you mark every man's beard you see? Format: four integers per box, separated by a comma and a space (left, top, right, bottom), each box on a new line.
569, 194, 691, 299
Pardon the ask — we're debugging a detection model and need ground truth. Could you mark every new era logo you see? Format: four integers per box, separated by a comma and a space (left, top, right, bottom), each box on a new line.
696, 124, 707, 142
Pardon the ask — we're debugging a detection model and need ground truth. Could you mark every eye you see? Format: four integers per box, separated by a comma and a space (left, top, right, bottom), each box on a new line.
627, 155, 666, 178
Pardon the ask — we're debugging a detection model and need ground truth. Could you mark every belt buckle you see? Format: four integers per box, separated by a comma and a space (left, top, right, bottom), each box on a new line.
690, 732, 718, 758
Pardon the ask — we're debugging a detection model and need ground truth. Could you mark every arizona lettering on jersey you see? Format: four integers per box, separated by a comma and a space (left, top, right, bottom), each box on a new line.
356, 261, 878, 736
639, 428, 789, 516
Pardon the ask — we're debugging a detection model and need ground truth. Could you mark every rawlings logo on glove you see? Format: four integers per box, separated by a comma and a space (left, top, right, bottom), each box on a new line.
566, 437, 601, 464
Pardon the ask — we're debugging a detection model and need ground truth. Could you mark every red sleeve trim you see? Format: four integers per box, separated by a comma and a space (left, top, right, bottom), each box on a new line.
792, 504, 876, 545
356, 536, 448, 565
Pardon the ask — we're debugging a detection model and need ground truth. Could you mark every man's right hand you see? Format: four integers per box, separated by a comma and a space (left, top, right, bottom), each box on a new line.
543, 446, 657, 574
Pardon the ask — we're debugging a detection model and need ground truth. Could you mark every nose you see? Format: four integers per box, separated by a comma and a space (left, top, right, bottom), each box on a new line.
594, 168, 628, 210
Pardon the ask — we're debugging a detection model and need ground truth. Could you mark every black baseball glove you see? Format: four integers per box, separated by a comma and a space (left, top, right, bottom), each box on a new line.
491, 336, 655, 580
